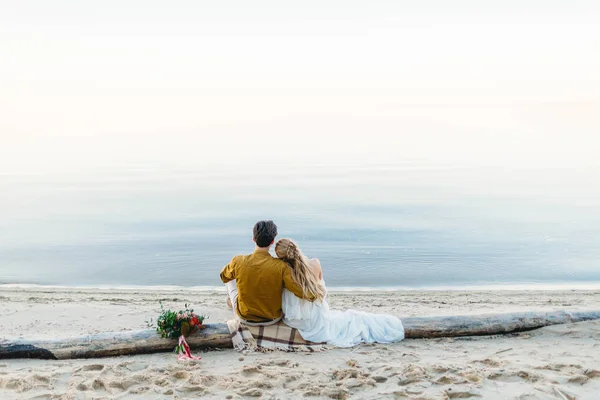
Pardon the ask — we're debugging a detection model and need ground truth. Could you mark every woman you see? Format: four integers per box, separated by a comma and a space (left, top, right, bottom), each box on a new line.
275, 238, 405, 347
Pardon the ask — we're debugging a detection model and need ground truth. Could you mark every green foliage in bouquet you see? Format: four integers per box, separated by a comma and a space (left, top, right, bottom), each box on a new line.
148, 302, 206, 341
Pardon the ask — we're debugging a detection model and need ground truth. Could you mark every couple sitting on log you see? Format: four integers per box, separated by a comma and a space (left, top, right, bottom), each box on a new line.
220, 220, 405, 347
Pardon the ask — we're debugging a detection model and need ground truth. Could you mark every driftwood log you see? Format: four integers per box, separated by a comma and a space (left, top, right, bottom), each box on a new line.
1, 310, 599, 360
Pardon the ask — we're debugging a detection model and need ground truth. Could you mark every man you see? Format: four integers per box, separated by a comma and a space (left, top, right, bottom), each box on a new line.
220, 220, 313, 325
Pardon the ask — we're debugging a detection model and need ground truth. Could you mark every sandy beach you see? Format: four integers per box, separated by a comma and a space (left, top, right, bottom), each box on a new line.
1, 286, 599, 399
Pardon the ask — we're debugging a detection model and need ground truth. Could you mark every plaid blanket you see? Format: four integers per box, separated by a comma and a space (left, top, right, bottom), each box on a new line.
227, 319, 327, 352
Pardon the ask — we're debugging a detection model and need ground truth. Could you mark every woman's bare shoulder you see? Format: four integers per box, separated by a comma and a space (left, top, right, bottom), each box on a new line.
309, 257, 321, 266
309, 258, 323, 278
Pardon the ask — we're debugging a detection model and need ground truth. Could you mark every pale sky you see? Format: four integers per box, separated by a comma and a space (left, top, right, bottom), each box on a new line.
1, 1, 599, 172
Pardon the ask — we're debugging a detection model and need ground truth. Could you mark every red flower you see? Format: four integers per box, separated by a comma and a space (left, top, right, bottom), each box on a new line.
190, 317, 199, 327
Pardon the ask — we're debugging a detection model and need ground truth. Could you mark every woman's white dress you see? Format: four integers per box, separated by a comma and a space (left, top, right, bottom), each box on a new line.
282, 279, 405, 347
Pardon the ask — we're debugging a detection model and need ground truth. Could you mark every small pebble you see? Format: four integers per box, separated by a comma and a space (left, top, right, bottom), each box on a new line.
239, 357, 244, 361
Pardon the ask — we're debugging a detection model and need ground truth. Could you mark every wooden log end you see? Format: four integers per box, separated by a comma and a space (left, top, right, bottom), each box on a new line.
0, 344, 58, 360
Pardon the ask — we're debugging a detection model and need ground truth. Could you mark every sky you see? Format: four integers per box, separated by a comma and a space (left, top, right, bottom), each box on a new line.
1, 1, 599, 172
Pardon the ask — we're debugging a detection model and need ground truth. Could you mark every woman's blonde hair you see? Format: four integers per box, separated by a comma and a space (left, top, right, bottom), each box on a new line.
275, 238, 326, 301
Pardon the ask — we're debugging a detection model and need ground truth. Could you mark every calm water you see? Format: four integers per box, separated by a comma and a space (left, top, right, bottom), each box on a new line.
1, 163, 599, 288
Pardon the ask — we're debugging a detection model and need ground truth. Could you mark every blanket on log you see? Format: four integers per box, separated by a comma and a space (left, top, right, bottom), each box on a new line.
226, 320, 327, 352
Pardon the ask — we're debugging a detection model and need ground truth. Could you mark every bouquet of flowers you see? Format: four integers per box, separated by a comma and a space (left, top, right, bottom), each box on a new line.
149, 302, 206, 360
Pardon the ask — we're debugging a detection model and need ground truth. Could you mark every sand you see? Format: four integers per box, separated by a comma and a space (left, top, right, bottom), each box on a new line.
1, 286, 599, 399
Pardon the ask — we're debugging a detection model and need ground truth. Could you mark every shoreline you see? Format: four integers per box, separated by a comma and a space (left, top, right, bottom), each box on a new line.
3, 281, 600, 292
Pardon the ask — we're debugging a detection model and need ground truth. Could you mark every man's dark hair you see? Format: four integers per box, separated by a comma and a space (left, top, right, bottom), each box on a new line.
253, 220, 278, 248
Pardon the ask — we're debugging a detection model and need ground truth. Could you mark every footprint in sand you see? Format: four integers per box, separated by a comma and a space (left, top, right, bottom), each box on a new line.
197, 374, 218, 387
517, 371, 543, 383
172, 370, 191, 380
343, 377, 376, 389
289, 380, 314, 391
239, 379, 274, 391
430, 364, 450, 373
488, 370, 543, 383
153, 377, 171, 387
434, 375, 463, 385
4, 377, 33, 393
475, 358, 503, 367
91, 378, 107, 391
333, 369, 361, 380
81, 364, 105, 372
455, 369, 484, 384
444, 387, 482, 398
237, 387, 263, 397
175, 383, 208, 394
30, 374, 51, 384
545, 363, 582, 371
371, 375, 387, 383
26, 392, 55, 399
302, 385, 326, 397
108, 378, 138, 391
129, 385, 152, 394
585, 369, 600, 378
567, 374, 589, 385
321, 386, 350, 400
260, 359, 293, 367
397, 364, 430, 386
284, 372, 304, 383
123, 362, 149, 372
241, 365, 263, 376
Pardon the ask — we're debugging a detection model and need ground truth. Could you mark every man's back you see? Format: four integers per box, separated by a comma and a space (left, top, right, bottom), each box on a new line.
220, 249, 306, 322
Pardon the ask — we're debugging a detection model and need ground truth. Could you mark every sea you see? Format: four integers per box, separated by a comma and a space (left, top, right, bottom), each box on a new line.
1, 162, 599, 290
